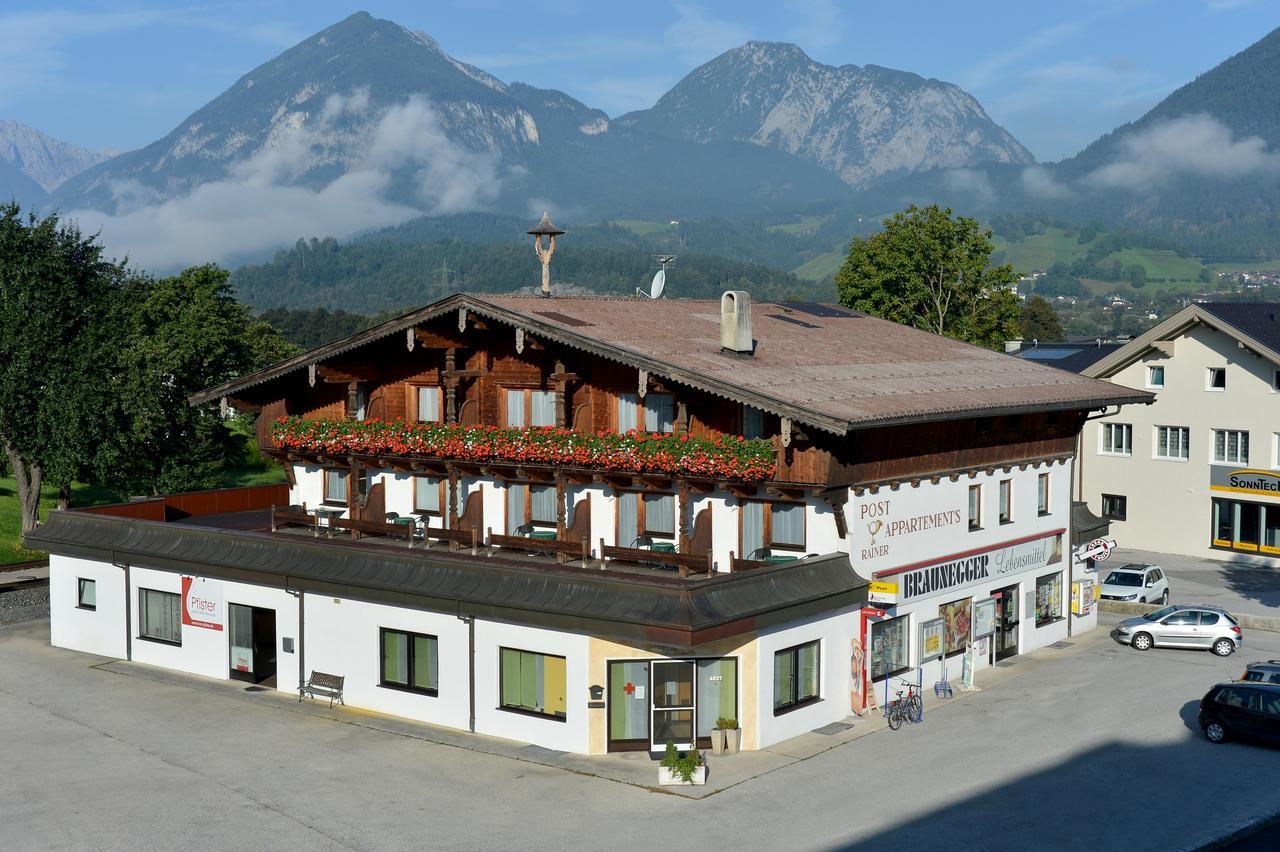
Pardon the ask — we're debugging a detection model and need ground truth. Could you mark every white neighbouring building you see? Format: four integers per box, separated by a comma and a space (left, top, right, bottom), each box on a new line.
33, 291, 1144, 756
1080, 302, 1280, 566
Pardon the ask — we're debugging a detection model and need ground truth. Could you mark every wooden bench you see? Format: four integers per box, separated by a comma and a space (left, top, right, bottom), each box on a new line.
271, 506, 319, 536
488, 529, 592, 565
600, 540, 713, 578
422, 526, 481, 554
299, 670, 345, 707
327, 516, 415, 546
728, 551, 780, 572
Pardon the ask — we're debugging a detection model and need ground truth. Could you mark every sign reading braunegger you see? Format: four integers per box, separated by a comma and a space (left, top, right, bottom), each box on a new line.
889, 534, 1062, 603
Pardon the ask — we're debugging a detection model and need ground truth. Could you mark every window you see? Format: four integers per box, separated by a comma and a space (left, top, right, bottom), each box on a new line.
1212, 498, 1280, 554
414, 476, 443, 514
642, 492, 675, 536
1035, 573, 1063, 626
742, 406, 766, 440
77, 578, 96, 610
616, 393, 674, 433
323, 469, 348, 505
968, 484, 982, 531
773, 640, 820, 713
870, 615, 910, 682
380, 629, 438, 695
1037, 473, 1050, 516
1101, 494, 1127, 521
1273, 369, 1280, 393
1214, 429, 1249, 464
1199, 612, 1220, 626
696, 659, 739, 738
1207, 367, 1226, 391
416, 386, 441, 422
1147, 365, 1165, 388
617, 490, 676, 543
499, 648, 566, 720
504, 388, 557, 428
1215, 687, 1257, 710
740, 501, 806, 556
506, 483, 560, 533
138, 588, 181, 645
1100, 423, 1132, 456
998, 479, 1012, 524
1155, 426, 1190, 460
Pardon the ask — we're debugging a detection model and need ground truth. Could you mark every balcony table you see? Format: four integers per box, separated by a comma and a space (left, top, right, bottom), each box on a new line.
650, 542, 676, 553
312, 506, 345, 527
528, 530, 558, 541
765, 555, 798, 564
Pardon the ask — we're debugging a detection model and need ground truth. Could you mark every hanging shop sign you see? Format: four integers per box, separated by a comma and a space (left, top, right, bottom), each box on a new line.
181, 576, 223, 631
868, 581, 898, 605
882, 532, 1063, 603
919, 617, 946, 662
1210, 468, 1280, 499
971, 597, 997, 639
1073, 538, 1115, 563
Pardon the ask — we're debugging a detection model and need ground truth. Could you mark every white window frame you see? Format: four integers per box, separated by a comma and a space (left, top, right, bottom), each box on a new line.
1154, 426, 1190, 462
1146, 365, 1165, 389
968, 484, 982, 532
998, 479, 1012, 525
1206, 367, 1226, 392
1037, 472, 1050, 516
1213, 429, 1249, 466
416, 386, 441, 423
1099, 423, 1132, 456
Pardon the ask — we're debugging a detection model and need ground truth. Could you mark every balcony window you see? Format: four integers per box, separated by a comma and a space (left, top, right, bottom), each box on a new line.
507, 483, 559, 532
743, 406, 766, 439
416, 386, 441, 422
617, 393, 674, 433
504, 389, 556, 428
642, 493, 675, 536
740, 501, 806, 556
323, 469, 349, 505
617, 491, 675, 544
414, 476, 443, 514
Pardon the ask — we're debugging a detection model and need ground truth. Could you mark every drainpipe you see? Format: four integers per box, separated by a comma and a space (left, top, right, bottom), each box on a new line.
112, 551, 132, 661
286, 574, 305, 694
458, 601, 475, 733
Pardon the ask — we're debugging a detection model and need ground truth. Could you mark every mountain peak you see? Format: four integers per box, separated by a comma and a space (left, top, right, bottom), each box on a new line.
0, 119, 107, 192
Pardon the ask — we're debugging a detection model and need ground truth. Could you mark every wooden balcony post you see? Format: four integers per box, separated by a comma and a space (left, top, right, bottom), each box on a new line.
555, 473, 567, 539
447, 463, 459, 530
444, 348, 458, 424
678, 479, 690, 553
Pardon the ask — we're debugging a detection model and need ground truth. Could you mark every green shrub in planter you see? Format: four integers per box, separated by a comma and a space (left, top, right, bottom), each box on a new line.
660, 740, 704, 783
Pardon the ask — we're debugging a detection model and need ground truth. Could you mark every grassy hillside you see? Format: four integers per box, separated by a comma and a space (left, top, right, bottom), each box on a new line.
793, 250, 843, 281
993, 227, 1211, 290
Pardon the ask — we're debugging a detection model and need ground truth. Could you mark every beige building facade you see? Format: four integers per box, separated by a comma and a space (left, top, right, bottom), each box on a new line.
1081, 303, 1280, 565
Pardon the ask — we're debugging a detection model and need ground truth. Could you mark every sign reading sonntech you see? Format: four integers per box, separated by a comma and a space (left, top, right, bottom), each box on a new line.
1210, 468, 1280, 499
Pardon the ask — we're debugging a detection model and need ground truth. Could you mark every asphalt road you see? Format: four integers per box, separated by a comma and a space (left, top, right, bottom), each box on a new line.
2, 615, 1278, 851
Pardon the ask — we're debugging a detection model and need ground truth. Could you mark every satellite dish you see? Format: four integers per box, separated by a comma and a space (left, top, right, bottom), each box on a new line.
649, 268, 666, 299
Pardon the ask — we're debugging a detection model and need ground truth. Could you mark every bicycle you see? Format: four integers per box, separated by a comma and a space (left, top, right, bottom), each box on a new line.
885, 679, 924, 730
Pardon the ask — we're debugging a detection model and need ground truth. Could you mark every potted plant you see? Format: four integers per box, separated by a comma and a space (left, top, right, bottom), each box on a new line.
718, 717, 741, 754
710, 721, 726, 755
658, 740, 706, 786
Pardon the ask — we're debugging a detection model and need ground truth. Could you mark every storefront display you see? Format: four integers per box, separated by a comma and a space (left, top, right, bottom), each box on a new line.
1211, 497, 1280, 555
870, 614, 910, 680
938, 597, 972, 655
1035, 572, 1063, 626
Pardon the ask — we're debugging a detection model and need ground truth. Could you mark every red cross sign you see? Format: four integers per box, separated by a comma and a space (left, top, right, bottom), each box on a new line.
624, 682, 635, 695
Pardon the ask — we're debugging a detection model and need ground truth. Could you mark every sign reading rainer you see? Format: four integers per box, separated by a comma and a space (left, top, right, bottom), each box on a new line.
181, 576, 223, 631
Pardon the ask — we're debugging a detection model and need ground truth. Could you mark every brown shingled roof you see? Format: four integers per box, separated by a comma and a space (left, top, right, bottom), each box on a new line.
193, 293, 1151, 433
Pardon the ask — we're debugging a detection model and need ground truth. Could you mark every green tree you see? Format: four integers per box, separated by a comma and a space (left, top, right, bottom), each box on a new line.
1019, 296, 1065, 342
104, 264, 298, 495
0, 204, 125, 532
834, 205, 1020, 348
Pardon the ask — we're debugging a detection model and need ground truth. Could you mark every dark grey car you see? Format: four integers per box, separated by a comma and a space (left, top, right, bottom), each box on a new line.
1114, 604, 1243, 657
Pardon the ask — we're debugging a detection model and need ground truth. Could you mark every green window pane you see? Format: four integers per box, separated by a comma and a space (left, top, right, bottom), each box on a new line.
773, 649, 794, 709
383, 631, 408, 685
798, 642, 819, 701
501, 648, 522, 707
413, 635, 437, 690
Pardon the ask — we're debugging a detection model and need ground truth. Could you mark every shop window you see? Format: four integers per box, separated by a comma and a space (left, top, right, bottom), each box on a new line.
870, 614, 910, 681
743, 405, 766, 440
323, 469, 348, 505
1213, 429, 1249, 465
1212, 498, 1274, 554
696, 658, 738, 738
1101, 494, 1127, 521
1035, 573, 1063, 626
773, 640, 820, 713
504, 389, 556, 428
1147, 365, 1165, 388
616, 393, 674, 433
414, 476, 443, 515
499, 647, 567, 720
1207, 367, 1226, 391
380, 628, 438, 695
998, 479, 1013, 524
1100, 423, 1132, 456
1037, 473, 1050, 516
77, 578, 96, 611
939, 598, 973, 657
139, 588, 181, 645
1155, 426, 1189, 460
968, 484, 982, 531
416, 386, 441, 423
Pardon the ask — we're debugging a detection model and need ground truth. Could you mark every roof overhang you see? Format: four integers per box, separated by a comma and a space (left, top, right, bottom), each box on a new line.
1083, 304, 1280, 379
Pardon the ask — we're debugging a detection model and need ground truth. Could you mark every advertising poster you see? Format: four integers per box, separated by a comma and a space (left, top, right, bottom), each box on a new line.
939, 597, 973, 653
920, 617, 946, 661
181, 576, 223, 631
971, 597, 997, 638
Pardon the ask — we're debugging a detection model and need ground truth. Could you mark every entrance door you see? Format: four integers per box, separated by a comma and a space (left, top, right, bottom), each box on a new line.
651, 661, 696, 750
608, 660, 651, 752
228, 604, 277, 685
993, 586, 1020, 660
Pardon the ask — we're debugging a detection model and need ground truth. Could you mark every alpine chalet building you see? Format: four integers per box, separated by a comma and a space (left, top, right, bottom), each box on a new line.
31, 290, 1146, 754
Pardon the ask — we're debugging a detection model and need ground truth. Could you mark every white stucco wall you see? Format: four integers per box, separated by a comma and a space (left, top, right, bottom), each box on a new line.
1085, 322, 1280, 564
49, 555, 127, 659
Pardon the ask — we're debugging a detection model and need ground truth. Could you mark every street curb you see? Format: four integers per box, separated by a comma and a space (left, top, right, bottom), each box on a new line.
1195, 808, 1280, 851
1099, 600, 1280, 633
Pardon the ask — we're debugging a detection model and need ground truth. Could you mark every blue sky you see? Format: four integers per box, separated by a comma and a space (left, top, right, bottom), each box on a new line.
1, 0, 1276, 161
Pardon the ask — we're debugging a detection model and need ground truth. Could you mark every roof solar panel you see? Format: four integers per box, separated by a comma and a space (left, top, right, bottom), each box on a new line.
769, 313, 820, 329
779, 302, 856, 318
533, 310, 593, 327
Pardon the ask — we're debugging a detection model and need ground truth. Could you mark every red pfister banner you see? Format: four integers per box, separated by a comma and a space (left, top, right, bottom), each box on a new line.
181, 576, 224, 631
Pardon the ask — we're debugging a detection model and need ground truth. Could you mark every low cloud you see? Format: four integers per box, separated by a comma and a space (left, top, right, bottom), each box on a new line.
783, 0, 846, 49
665, 3, 753, 67
1020, 165, 1073, 199
1085, 113, 1280, 189
943, 168, 994, 204
67, 92, 502, 271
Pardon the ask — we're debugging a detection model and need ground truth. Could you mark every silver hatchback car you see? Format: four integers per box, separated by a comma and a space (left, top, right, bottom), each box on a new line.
1115, 604, 1243, 657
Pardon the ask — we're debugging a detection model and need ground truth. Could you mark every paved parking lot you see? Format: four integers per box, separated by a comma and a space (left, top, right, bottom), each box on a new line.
1107, 547, 1280, 618
2, 615, 1278, 851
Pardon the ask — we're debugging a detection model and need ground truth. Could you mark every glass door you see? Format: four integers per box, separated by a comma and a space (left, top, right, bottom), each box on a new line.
651, 661, 696, 750
607, 661, 650, 751
229, 604, 254, 682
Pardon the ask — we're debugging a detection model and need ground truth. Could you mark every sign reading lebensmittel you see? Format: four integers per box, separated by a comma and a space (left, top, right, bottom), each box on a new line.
181, 576, 223, 631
